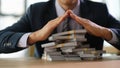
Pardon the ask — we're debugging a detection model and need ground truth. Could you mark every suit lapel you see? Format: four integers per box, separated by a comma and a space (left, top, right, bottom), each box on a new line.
43, 0, 57, 34
80, 0, 90, 19
80, 0, 95, 22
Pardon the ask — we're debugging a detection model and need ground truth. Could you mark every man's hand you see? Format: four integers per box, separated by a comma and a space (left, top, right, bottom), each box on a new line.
68, 10, 112, 41
28, 11, 69, 45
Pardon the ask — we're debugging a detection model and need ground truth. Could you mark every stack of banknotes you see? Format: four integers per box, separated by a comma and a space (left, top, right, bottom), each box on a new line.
41, 30, 106, 61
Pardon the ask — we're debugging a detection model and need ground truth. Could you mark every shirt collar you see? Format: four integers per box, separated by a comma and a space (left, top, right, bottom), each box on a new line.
55, 0, 80, 17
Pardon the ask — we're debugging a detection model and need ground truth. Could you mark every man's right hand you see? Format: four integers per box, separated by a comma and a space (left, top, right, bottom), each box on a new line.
27, 11, 69, 45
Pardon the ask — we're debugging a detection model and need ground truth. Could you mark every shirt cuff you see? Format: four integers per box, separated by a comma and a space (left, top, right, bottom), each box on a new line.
18, 33, 31, 48
107, 30, 119, 44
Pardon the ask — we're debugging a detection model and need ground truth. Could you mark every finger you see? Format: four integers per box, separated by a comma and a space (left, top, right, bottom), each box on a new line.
65, 10, 72, 16
60, 11, 69, 22
56, 11, 69, 24
50, 12, 69, 26
67, 10, 73, 15
69, 11, 87, 24
70, 12, 81, 22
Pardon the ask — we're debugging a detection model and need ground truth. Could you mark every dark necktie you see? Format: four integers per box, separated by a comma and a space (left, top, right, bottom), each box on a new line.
62, 17, 71, 32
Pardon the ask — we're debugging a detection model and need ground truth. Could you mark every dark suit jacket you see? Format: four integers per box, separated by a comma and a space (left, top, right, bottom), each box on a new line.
0, 0, 120, 58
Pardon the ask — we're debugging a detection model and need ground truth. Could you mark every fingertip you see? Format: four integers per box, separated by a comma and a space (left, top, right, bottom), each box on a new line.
60, 13, 68, 21
66, 9, 71, 12
67, 9, 72, 12
64, 11, 69, 16
70, 13, 75, 18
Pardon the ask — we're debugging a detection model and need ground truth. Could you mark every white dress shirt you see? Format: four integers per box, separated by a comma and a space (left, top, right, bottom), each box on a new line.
18, 0, 119, 48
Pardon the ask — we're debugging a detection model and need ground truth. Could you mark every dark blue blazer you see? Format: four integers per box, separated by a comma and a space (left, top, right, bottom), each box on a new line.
0, 0, 120, 58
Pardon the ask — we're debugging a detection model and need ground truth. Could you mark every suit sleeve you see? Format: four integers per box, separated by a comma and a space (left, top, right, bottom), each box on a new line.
105, 5, 120, 49
0, 5, 33, 53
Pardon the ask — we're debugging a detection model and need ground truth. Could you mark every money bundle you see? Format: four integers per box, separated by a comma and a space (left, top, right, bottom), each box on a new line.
41, 30, 106, 61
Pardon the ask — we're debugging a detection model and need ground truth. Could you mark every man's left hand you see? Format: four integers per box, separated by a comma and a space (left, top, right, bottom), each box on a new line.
68, 10, 112, 41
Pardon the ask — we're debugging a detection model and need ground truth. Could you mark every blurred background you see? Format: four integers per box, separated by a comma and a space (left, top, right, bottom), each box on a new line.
0, 0, 120, 58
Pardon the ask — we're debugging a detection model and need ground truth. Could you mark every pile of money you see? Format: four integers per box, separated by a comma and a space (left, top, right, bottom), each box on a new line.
41, 30, 105, 61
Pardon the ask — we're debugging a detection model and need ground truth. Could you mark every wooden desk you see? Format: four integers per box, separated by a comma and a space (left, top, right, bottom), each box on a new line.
0, 56, 120, 68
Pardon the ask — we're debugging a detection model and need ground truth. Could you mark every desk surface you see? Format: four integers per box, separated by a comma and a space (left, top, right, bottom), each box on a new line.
0, 56, 120, 68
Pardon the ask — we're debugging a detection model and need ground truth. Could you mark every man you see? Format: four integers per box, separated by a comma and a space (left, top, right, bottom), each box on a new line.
0, 0, 120, 58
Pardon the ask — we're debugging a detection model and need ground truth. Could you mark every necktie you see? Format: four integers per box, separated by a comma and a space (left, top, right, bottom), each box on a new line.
62, 17, 71, 32
56, 17, 71, 51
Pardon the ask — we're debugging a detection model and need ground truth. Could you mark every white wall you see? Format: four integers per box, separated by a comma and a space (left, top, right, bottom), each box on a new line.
0, 0, 48, 58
